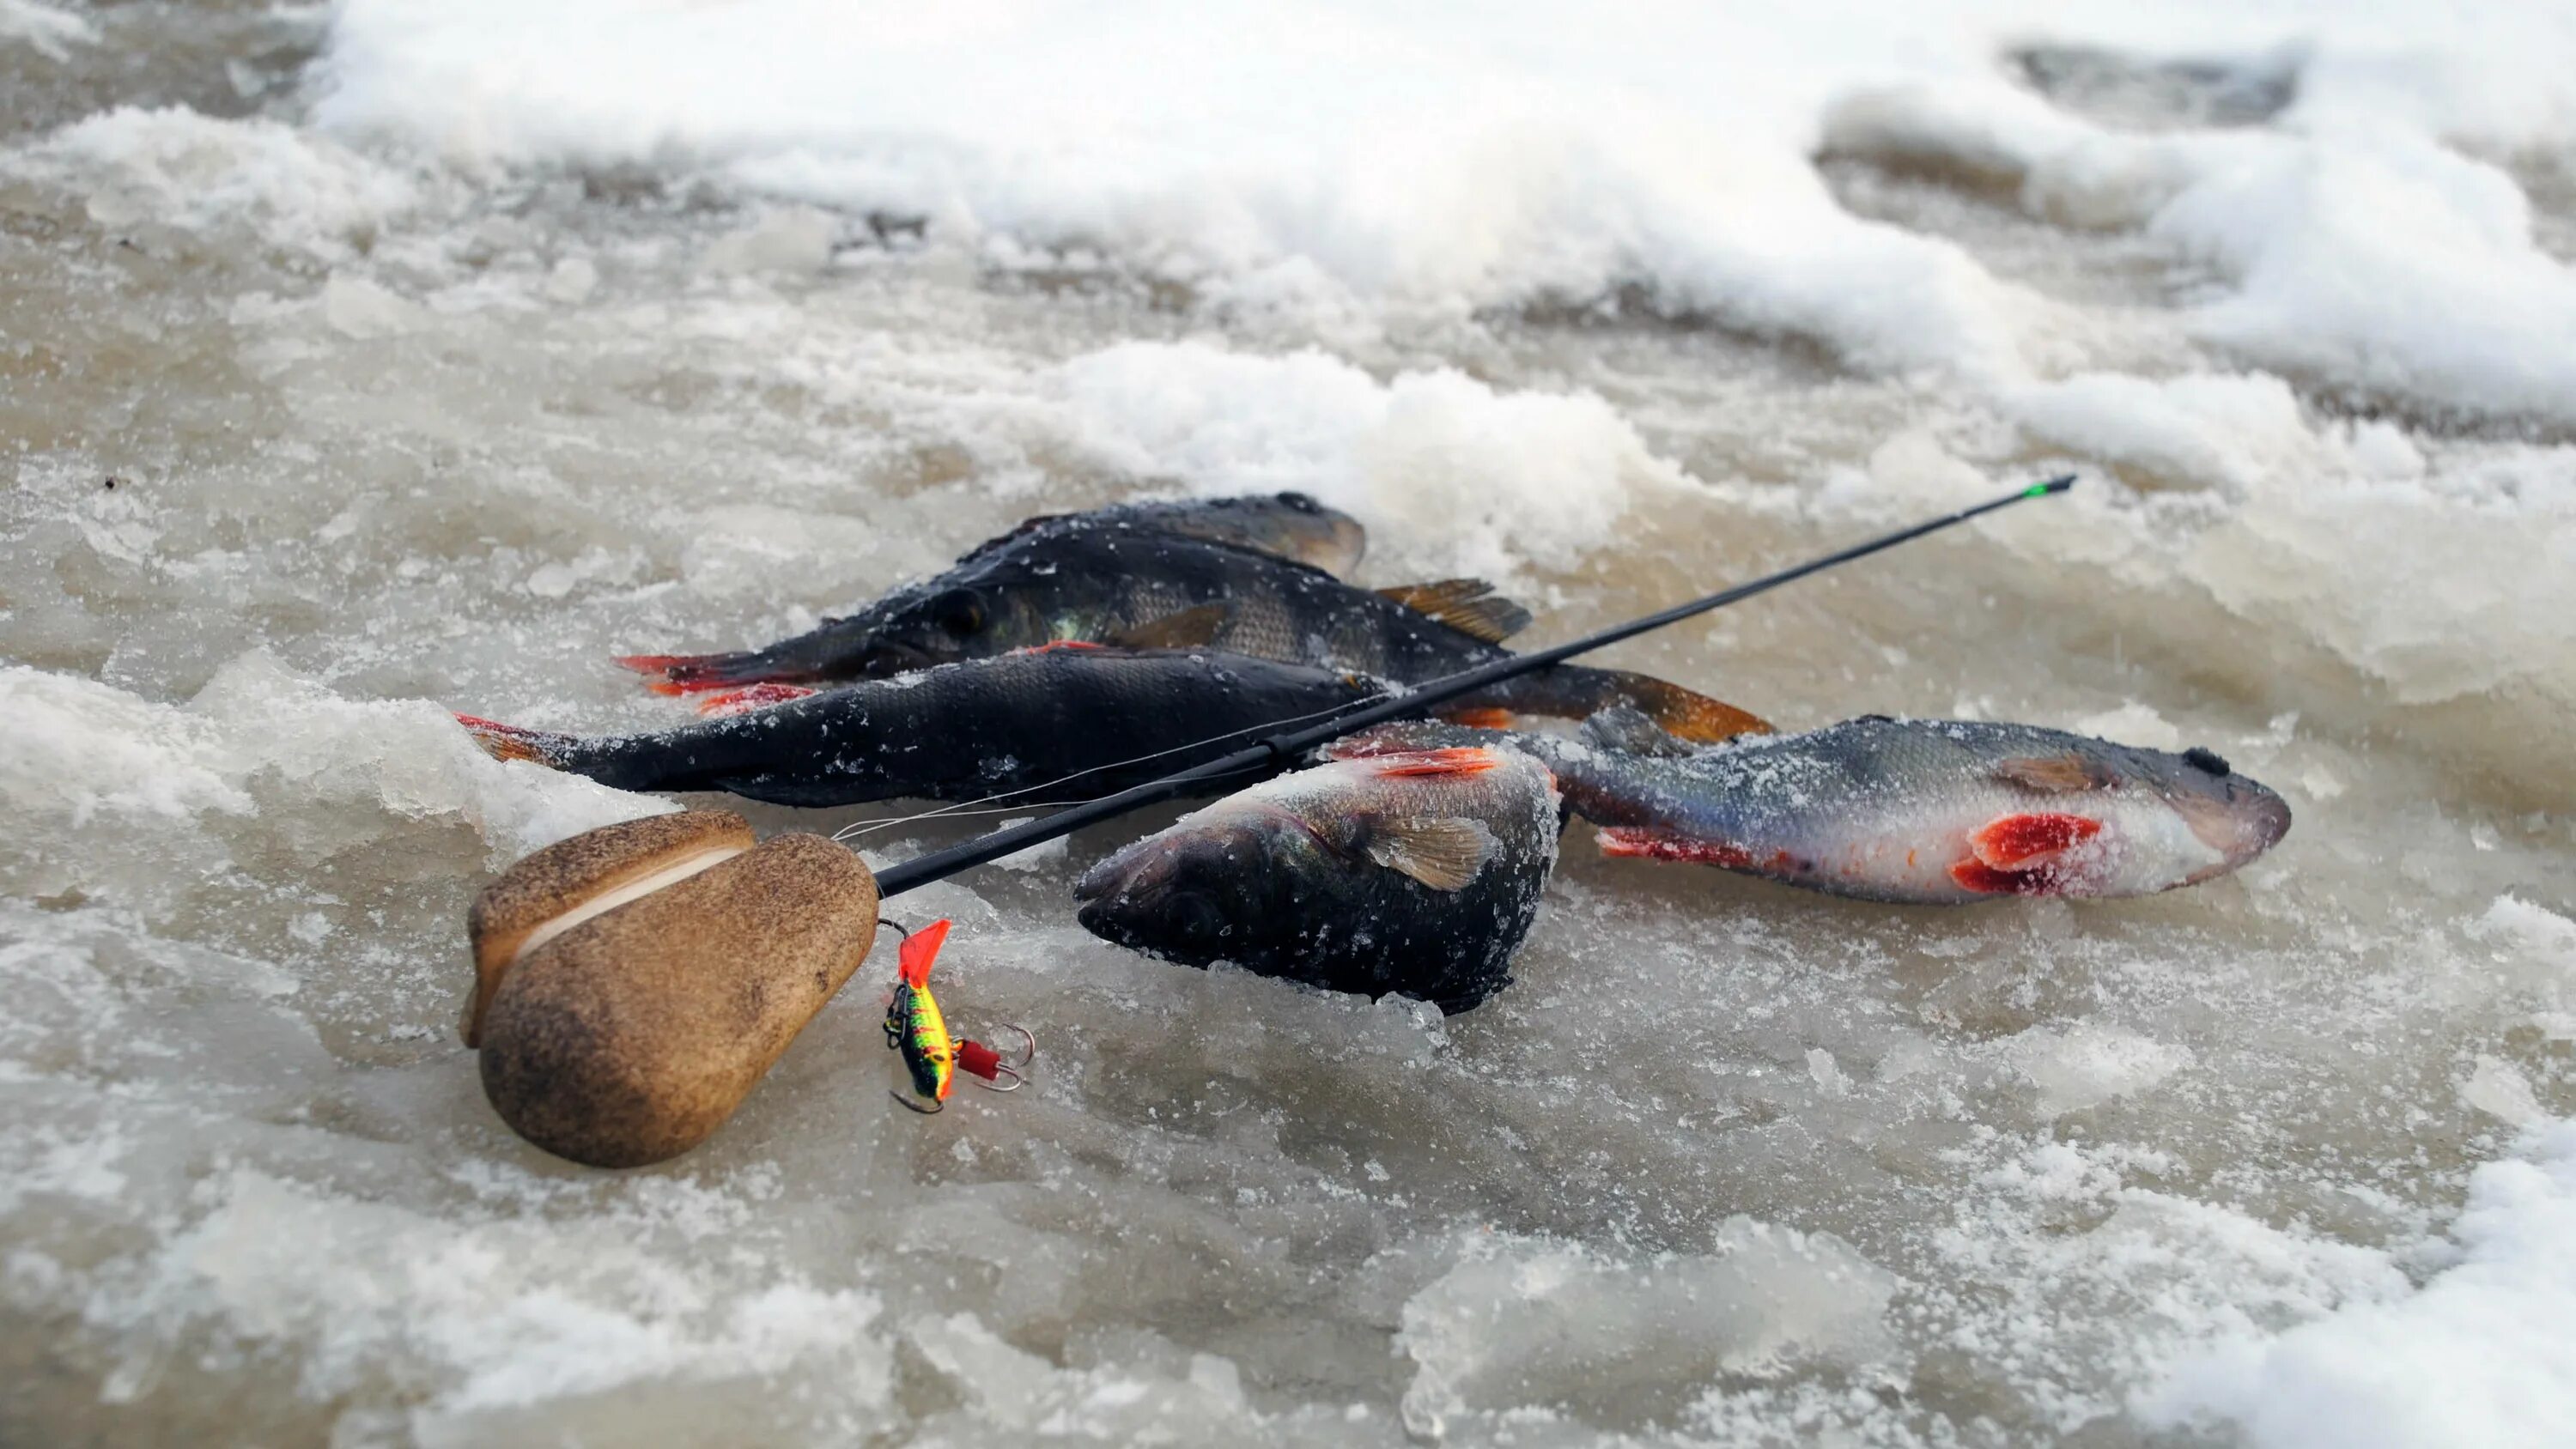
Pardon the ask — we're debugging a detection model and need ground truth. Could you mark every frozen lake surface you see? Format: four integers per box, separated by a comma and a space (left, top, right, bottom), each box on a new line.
4, 2, 2574, 1443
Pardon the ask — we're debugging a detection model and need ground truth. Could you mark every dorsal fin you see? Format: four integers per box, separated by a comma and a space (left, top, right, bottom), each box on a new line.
1363, 817, 1498, 891
1992, 753, 2117, 794
1376, 579, 1533, 645
1366, 746, 1499, 778
1103, 602, 1232, 651
899, 919, 953, 988
1578, 706, 1697, 759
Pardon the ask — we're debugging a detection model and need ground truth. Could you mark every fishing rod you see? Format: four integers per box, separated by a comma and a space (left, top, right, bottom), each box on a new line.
465, 472, 2074, 1169
872, 473, 2075, 897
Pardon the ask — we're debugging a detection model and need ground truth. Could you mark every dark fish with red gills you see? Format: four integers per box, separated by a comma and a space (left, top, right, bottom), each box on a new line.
619, 492, 1362, 693
459, 646, 1388, 808
622, 510, 1765, 743
1332, 709, 2291, 904
1073, 745, 1561, 1012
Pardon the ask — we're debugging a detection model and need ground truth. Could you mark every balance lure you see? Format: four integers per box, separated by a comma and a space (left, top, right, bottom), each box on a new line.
884, 919, 1033, 1114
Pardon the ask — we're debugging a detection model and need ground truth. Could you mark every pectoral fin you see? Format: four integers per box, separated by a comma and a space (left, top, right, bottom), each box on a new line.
1595, 826, 1757, 869
1104, 602, 1233, 650
1992, 754, 2117, 794
1364, 817, 1498, 891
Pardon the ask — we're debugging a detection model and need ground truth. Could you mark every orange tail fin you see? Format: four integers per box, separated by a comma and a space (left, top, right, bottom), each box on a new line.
1465, 666, 1767, 745
898, 918, 953, 989
1593, 671, 1770, 744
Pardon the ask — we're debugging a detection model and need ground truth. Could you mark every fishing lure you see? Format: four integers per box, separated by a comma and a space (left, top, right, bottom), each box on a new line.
882, 919, 1035, 1113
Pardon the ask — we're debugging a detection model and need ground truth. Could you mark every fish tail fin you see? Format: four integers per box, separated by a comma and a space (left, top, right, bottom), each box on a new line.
1474, 665, 1770, 744
615, 650, 800, 695
1578, 705, 1699, 759
454, 712, 578, 769
897, 918, 953, 988
1591, 670, 1771, 743
694, 682, 820, 718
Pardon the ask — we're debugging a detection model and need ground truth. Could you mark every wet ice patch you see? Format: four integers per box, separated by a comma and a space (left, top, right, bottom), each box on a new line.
908, 1313, 1255, 1440
82, 1169, 889, 1435
2001, 1023, 2194, 1118
0, 660, 667, 912
0, 0, 92, 58
1394, 1222, 1897, 1438
11, 106, 423, 259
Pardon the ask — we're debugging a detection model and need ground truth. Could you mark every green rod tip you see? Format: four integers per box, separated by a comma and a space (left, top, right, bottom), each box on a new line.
2027, 475, 2076, 496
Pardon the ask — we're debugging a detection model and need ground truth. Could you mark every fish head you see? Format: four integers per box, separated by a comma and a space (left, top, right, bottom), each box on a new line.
839, 582, 1033, 675
1255, 491, 1368, 576
2141, 744, 2293, 876
1073, 806, 1319, 966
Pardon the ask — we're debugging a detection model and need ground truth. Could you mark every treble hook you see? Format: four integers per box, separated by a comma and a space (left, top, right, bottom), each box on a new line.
965, 1023, 1036, 1092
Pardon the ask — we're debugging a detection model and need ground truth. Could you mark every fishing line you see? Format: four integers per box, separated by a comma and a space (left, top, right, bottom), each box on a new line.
825, 686, 1396, 845
867, 474, 2076, 899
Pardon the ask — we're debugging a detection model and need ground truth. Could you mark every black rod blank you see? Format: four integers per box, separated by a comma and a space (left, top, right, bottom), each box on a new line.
872, 475, 2074, 897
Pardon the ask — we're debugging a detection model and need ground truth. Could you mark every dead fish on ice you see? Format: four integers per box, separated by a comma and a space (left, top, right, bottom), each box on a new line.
1332, 708, 2290, 904
461, 646, 1389, 808
1073, 745, 1561, 1012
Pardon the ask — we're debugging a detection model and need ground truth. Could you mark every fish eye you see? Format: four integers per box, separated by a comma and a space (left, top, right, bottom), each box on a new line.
932, 588, 987, 636
1279, 492, 1321, 512
1163, 889, 1228, 943
2182, 747, 2230, 776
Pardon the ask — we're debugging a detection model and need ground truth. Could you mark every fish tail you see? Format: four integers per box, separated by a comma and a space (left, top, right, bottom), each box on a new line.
693, 682, 820, 718
897, 918, 953, 989
1472, 665, 1770, 744
454, 712, 580, 770
615, 650, 807, 696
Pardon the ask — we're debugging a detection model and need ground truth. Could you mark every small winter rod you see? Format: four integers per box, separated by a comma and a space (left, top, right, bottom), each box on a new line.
872, 474, 2075, 898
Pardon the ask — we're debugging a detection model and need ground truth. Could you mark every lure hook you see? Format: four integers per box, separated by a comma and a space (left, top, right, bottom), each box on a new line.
888, 1088, 943, 1114
960, 1024, 1036, 1092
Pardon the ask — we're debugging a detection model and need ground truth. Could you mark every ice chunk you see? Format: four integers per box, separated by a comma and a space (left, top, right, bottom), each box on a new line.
2002, 1023, 2194, 1119
1056, 342, 1687, 578
1395, 1223, 1896, 1438
2150, 1120, 2576, 1448
9, 106, 422, 259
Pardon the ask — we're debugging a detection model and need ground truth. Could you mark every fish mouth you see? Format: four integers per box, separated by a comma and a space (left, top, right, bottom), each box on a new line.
2173, 778, 2293, 875
854, 640, 942, 677
1073, 849, 1237, 962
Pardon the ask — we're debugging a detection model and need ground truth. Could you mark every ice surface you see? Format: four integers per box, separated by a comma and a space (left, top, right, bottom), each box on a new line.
2150, 1120, 2576, 1448
5, 2, 2576, 1445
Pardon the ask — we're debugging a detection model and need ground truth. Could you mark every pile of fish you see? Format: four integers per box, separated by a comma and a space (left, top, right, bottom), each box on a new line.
463, 492, 2291, 1015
